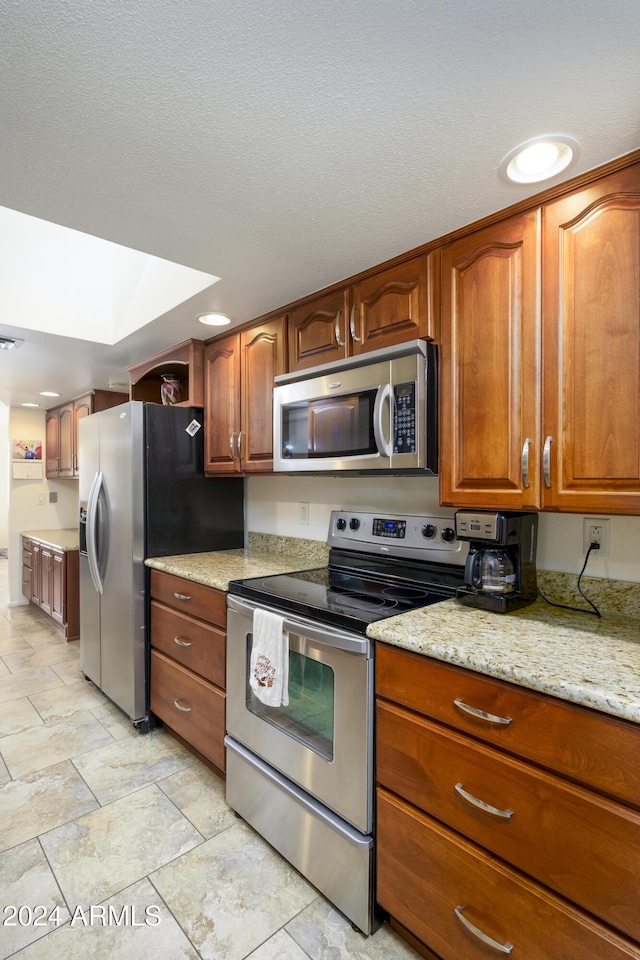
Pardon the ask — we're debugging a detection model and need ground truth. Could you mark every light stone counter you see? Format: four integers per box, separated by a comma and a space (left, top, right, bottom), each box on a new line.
21, 528, 79, 552
368, 597, 640, 725
145, 533, 330, 592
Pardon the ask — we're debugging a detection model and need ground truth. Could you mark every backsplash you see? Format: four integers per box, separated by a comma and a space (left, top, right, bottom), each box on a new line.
537, 571, 640, 621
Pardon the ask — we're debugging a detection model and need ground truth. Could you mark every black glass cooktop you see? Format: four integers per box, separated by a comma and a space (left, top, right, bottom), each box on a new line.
228, 549, 466, 635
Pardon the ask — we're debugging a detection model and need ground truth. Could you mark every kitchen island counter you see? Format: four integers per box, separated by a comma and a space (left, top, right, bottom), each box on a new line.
20, 528, 79, 552
368, 595, 640, 725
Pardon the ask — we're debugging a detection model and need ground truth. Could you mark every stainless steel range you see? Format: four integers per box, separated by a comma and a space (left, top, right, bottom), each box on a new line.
225, 511, 468, 934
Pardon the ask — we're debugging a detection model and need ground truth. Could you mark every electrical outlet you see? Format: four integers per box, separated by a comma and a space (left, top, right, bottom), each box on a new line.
299, 502, 309, 525
583, 517, 610, 558
36, 493, 45, 505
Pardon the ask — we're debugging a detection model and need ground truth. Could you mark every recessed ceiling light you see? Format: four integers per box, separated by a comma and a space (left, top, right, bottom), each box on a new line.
197, 313, 232, 326
21, 402, 39, 407
39, 391, 60, 397
500, 135, 579, 184
0, 336, 24, 350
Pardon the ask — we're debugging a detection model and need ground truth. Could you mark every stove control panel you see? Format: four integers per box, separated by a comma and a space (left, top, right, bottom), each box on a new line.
328, 511, 468, 565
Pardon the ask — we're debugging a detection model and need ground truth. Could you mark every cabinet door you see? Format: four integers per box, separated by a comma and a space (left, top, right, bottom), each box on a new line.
50, 550, 65, 626
240, 316, 287, 473
351, 253, 437, 355
287, 288, 350, 371
542, 163, 640, 512
204, 333, 241, 474
57, 402, 74, 477
30, 541, 41, 605
440, 210, 540, 508
45, 409, 60, 477
39, 546, 52, 615
73, 394, 93, 476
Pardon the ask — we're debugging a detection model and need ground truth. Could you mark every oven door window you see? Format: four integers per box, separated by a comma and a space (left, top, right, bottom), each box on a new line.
246, 634, 335, 761
281, 392, 377, 460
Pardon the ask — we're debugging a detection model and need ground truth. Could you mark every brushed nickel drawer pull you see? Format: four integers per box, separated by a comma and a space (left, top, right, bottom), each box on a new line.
173, 699, 192, 713
455, 906, 513, 954
173, 592, 191, 602
454, 699, 512, 726
173, 636, 192, 648
455, 783, 514, 819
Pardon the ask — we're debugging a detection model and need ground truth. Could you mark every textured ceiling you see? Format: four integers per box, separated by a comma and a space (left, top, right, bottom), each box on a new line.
0, 0, 639, 406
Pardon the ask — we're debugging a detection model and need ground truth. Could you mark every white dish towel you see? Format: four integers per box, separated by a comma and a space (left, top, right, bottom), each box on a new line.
249, 609, 289, 707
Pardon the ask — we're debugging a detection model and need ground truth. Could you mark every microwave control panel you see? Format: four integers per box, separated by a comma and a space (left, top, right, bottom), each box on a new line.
393, 382, 416, 454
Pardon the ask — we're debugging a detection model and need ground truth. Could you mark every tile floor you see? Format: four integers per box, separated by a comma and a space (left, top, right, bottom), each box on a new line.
0, 559, 422, 960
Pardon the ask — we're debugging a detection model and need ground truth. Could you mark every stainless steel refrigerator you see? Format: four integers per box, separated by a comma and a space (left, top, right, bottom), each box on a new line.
78, 401, 244, 731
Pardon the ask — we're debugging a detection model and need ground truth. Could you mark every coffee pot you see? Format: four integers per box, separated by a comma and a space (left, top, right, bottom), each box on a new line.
454, 510, 538, 613
465, 547, 516, 595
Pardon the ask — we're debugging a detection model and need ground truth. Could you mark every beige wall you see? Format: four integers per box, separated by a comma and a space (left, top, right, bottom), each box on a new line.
7, 407, 79, 604
247, 475, 640, 585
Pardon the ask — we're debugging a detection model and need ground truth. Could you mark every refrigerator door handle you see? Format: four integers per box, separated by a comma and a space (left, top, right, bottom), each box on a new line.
86, 470, 105, 595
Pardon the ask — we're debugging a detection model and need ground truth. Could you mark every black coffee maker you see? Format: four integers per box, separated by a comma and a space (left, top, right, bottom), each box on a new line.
454, 510, 538, 613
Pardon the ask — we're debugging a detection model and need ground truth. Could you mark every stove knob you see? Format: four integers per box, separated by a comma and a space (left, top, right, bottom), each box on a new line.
349, 518, 360, 531
441, 526, 456, 542
421, 523, 436, 539
336, 517, 347, 531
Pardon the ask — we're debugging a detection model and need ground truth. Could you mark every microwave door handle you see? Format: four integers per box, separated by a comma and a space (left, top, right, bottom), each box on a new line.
373, 383, 392, 458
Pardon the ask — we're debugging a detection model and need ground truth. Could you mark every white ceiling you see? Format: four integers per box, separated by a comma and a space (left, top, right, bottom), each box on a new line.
1, 0, 639, 408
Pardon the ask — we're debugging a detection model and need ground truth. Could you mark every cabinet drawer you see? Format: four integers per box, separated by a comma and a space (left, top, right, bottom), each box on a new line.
151, 600, 225, 688
377, 788, 640, 960
377, 699, 640, 941
150, 650, 225, 771
376, 643, 640, 808
150, 569, 226, 628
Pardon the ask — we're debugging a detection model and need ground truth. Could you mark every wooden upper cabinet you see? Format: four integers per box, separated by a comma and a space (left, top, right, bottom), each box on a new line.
440, 210, 540, 509
287, 253, 438, 372
45, 408, 60, 476
240, 316, 287, 473
204, 317, 287, 474
542, 162, 640, 513
203, 333, 241, 474
351, 252, 438, 354
287, 287, 350, 371
57, 402, 74, 477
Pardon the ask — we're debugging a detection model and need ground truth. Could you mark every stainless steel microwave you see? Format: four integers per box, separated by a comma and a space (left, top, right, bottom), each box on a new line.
273, 340, 437, 473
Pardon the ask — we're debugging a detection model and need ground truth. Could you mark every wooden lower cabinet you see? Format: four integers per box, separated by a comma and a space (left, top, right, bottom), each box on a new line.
375, 644, 640, 959
377, 790, 640, 960
149, 569, 227, 772
21, 537, 79, 640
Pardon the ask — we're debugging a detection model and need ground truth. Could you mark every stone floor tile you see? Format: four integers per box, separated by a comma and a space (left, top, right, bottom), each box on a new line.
72, 727, 196, 804
0, 710, 114, 778
40, 784, 203, 908
157, 762, 237, 839
29, 679, 107, 723
0, 760, 99, 854
0, 838, 70, 960
151, 819, 317, 960
0, 697, 43, 738
286, 898, 421, 959
10, 878, 200, 960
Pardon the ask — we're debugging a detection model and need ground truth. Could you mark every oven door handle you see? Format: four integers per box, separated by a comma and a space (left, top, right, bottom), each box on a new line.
227, 595, 372, 656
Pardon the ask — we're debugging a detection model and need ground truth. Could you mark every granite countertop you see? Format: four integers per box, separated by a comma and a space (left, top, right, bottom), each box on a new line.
146, 533, 640, 727
21, 528, 79, 552
368, 598, 640, 726
145, 533, 330, 592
